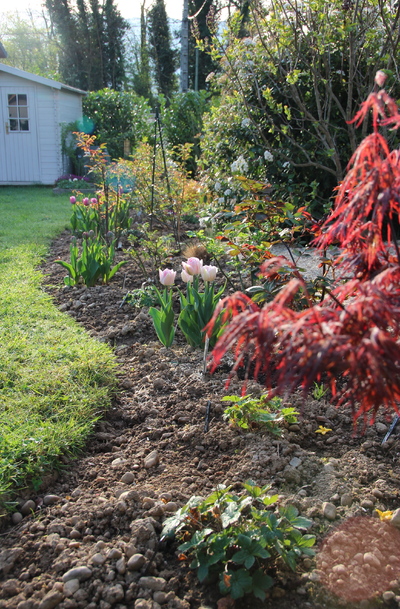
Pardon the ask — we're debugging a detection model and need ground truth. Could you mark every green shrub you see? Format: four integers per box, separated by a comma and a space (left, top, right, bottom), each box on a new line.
83, 89, 153, 160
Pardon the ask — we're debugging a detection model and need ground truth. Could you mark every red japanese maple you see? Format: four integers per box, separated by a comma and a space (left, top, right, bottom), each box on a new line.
207, 79, 400, 423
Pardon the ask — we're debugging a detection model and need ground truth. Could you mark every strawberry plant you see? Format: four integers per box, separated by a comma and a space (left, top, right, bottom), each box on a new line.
206, 74, 400, 425
161, 481, 315, 601
222, 394, 298, 436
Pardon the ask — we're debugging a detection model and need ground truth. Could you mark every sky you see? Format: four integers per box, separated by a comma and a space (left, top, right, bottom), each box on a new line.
2, 0, 184, 21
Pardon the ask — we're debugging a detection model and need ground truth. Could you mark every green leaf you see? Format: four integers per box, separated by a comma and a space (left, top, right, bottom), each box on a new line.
219, 569, 253, 599
251, 569, 274, 600
220, 501, 242, 528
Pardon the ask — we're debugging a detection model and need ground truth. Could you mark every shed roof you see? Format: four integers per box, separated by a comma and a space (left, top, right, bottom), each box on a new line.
0, 63, 86, 95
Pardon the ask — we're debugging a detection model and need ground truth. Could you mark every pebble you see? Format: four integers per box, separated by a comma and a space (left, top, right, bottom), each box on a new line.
91, 553, 106, 566
382, 591, 396, 602
390, 508, 400, 528
111, 457, 127, 468
376, 422, 388, 434
116, 557, 126, 574
372, 488, 384, 499
121, 472, 135, 484
325, 435, 338, 444
11, 512, 23, 525
153, 591, 168, 604
43, 495, 61, 506
62, 566, 92, 582
144, 450, 159, 469
38, 590, 64, 609
63, 579, 80, 597
153, 378, 166, 390
20, 500, 36, 516
164, 502, 178, 513
360, 499, 375, 510
2, 579, 20, 597
134, 600, 154, 609
322, 502, 337, 521
289, 457, 302, 468
127, 554, 146, 571
364, 552, 381, 568
102, 583, 124, 604
107, 548, 123, 560
138, 576, 166, 591
340, 493, 353, 507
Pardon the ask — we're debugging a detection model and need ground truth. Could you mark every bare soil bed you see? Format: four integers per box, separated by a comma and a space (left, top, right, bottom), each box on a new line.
1, 231, 400, 609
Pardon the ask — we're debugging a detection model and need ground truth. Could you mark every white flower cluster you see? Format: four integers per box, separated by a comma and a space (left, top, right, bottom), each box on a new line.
283, 161, 290, 169
264, 150, 274, 162
231, 155, 249, 174
241, 118, 251, 128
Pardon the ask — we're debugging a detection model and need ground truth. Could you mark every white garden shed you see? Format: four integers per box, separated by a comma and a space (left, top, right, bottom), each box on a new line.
0, 64, 86, 185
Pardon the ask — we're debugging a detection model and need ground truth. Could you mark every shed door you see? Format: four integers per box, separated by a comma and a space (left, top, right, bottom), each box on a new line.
0, 87, 40, 183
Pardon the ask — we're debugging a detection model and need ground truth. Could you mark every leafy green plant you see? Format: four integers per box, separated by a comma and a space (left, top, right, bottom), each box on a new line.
128, 224, 175, 282
118, 141, 204, 246
82, 89, 153, 160
123, 284, 159, 309
148, 269, 176, 348
222, 394, 298, 436
73, 133, 135, 242
312, 382, 329, 401
161, 481, 315, 601
55, 233, 127, 287
178, 271, 226, 348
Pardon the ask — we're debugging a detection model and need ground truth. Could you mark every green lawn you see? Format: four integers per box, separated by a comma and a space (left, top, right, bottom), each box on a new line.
0, 187, 116, 506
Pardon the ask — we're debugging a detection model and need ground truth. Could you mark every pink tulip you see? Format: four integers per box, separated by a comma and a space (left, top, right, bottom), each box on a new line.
159, 268, 176, 286
182, 257, 203, 276
375, 70, 387, 88
181, 269, 193, 283
90, 197, 98, 205
201, 265, 218, 282
82, 197, 89, 206
70, 196, 76, 204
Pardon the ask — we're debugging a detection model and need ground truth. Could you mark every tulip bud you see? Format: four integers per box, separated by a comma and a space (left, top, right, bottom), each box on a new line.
70, 196, 76, 204
375, 70, 387, 88
181, 269, 193, 283
82, 197, 89, 206
90, 197, 98, 205
182, 257, 203, 276
201, 265, 218, 282
88, 230, 95, 238
159, 268, 176, 286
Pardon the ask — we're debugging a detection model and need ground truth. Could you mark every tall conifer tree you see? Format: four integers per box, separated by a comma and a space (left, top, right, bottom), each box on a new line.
147, 0, 177, 99
45, 0, 127, 90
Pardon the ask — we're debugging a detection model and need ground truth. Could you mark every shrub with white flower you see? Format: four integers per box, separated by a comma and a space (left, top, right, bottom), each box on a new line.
264, 150, 274, 162
241, 118, 251, 128
231, 155, 249, 174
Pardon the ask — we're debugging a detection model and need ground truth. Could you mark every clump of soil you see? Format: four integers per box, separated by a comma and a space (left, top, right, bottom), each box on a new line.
1, 230, 399, 609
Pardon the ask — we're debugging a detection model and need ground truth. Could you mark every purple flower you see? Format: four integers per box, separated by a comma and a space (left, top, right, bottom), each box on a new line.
82, 197, 89, 206
70, 196, 76, 204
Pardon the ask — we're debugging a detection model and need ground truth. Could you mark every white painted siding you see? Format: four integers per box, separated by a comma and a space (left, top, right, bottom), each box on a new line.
0, 68, 84, 185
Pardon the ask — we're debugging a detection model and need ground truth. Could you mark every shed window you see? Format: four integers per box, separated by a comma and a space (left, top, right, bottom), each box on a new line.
8, 94, 30, 132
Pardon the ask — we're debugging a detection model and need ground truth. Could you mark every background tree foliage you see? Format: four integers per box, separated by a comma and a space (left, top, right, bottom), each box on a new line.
0, 11, 60, 80
188, 0, 219, 90
147, 0, 177, 99
201, 0, 400, 214
45, 0, 127, 90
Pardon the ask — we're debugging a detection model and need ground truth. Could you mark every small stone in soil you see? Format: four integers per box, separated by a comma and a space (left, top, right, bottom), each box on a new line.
322, 502, 337, 520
